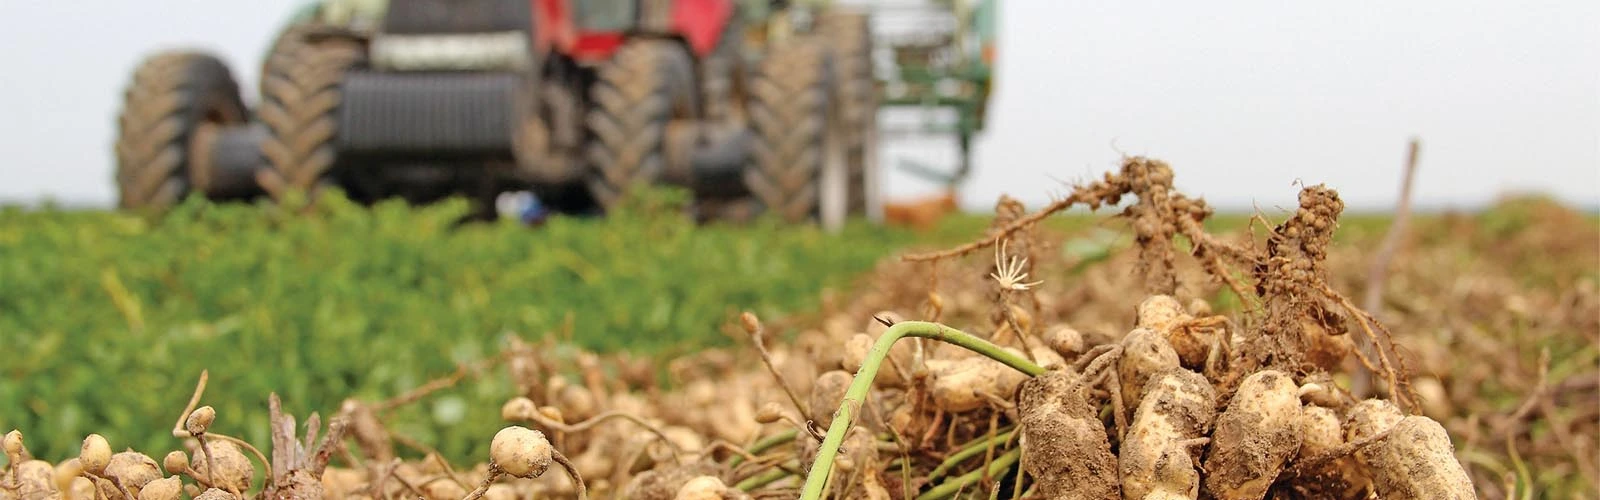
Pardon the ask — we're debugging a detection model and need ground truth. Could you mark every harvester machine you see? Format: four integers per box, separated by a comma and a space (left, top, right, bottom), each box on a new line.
863, 0, 995, 188
748, 0, 995, 205
113, 0, 883, 232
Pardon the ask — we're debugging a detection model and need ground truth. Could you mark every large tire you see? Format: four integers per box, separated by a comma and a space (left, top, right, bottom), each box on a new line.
745, 39, 848, 230
113, 52, 248, 210
256, 34, 367, 201
584, 39, 698, 211
817, 9, 878, 218
258, 23, 315, 97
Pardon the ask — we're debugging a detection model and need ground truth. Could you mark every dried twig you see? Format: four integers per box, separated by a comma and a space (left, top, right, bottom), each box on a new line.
376, 352, 510, 414
171, 370, 209, 439
905, 196, 1079, 263
170, 371, 272, 492
741, 312, 811, 420
1353, 138, 1422, 398
511, 410, 685, 462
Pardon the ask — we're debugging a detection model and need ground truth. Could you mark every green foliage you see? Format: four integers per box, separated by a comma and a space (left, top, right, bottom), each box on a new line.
0, 189, 944, 464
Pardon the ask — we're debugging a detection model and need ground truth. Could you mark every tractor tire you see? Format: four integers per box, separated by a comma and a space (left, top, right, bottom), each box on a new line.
114, 51, 249, 210
584, 39, 698, 211
258, 23, 315, 96
817, 9, 878, 217
257, 35, 367, 201
745, 39, 848, 230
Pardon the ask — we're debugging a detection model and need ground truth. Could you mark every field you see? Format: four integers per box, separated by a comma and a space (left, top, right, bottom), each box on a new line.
2, 158, 1597, 499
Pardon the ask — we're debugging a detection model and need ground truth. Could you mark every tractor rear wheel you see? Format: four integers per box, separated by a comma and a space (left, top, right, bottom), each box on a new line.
257, 34, 367, 202
744, 39, 848, 230
584, 39, 698, 212
817, 9, 878, 218
113, 51, 248, 210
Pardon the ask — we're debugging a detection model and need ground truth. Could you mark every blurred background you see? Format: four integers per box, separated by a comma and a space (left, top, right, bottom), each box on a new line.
1, 0, 1595, 212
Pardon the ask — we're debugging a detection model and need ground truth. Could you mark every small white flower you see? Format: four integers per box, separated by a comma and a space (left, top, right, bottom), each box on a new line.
990, 240, 1044, 291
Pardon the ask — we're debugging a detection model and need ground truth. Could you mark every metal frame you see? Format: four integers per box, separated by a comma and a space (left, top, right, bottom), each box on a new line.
862, 0, 994, 186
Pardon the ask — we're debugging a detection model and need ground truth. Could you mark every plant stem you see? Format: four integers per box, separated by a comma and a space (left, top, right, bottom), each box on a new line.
799, 321, 1044, 500
917, 448, 1022, 500
461, 467, 503, 500
735, 462, 796, 491
551, 450, 588, 500
728, 429, 798, 468
927, 427, 1016, 483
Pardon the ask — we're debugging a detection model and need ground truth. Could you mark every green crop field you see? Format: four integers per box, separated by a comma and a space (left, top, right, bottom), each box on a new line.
4, 181, 1595, 499
0, 189, 1037, 463
0, 186, 1415, 465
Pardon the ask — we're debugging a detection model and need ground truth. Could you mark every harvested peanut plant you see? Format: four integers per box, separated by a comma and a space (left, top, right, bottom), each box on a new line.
6, 154, 1574, 499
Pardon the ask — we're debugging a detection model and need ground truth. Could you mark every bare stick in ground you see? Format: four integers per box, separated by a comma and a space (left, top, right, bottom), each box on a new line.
1353, 138, 1421, 399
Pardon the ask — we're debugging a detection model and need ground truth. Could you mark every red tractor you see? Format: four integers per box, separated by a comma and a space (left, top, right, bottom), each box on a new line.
113, 0, 878, 230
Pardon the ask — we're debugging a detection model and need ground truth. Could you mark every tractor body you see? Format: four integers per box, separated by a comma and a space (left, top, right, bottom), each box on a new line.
114, 0, 885, 231
259, 0, 753, 214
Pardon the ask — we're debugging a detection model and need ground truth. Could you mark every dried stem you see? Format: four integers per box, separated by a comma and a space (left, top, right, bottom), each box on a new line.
1176, 217, 1259, 309
1319, 284, 1416, 411
905, 190, 1091, 263
742, 312, 811, 420
171, 370, 209, 439
510, 409, 684, 463
460, 465, 503, 500
1071, 344, 1117, 372
551, 449, 587, 500
799, 321, 1044, 499
1284, 424, 1400, 480
708, 440, 799, 477
386, 465, 428, 499
1353, 138, 1422, 398
1099, 364, 1128, 444
194, 435, 219, 491
429, 452, 474, 494
82, 472, 135, 500
1501, 348, 1551, 438
1536, 387, 1598, 487
378, 352, 509, 413
386, 434, 473, 493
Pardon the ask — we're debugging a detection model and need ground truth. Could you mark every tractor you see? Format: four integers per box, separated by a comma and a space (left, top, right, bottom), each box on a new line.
112, 0, 882, 231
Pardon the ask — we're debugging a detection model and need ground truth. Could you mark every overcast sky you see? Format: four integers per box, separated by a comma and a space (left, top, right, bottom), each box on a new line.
2, 0, 1595, 213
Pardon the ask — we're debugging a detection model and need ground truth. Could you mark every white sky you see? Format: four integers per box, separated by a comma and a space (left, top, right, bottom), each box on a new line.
2, 0, 1596, 212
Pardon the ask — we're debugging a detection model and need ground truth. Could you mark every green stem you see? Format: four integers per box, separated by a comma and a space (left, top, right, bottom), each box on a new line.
728, 429, 798, 468
799, 321, 1044, 500
736, 463, 797, 491
916, 448, 1022, 500
926, 427, 1017, 483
